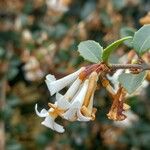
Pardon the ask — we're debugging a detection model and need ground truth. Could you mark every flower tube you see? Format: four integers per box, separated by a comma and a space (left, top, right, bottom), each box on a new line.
45, 67, 85, 95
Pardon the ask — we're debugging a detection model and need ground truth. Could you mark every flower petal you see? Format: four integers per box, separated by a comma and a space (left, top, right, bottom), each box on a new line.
41, 116, 65, 133
45, 67, 84, 96
56, 93, 71, 109
62, 101, 79, 121
35, 104, 48, 117
64, 78, 82, 101
77, 110, 91, 121
53, 122, 65, 133
46, 74, 56, 82
63, 80, 89, 121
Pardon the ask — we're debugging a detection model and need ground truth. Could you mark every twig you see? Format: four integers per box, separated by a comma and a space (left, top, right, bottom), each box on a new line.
109, 63, 150, 71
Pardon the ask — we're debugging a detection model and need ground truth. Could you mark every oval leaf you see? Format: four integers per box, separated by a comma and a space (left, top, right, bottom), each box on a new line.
118, 71, 146, 94
78, 40, 103, 63
102, 36, 133, 62
133, 25, 150, 55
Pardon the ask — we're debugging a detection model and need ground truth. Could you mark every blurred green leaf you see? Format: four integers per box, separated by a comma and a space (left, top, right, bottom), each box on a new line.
100, 11, 112, 27
120, 27, 136, 47
80, 1, 96, 19
6, 140, 24, 150
7, 67, 19, 80
112, 0, 126, 10
78, 40, 103, 63
118, 71, 146, 94
133, 25, 150, 55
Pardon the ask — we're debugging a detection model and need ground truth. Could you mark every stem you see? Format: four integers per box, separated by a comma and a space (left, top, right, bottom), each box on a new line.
109, 63, 150, 71
0, 78, 6, 150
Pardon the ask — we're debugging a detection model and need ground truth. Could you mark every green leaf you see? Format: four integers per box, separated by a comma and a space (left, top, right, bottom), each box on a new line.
100, 11, 112, 27
133, 25, 150, 55
78, 40, 103, 63
118, 71, 146, 94
102, 36, 133, 62
112, 0, 126, 10
7, 67, 19, 80
120, 27, 136, 47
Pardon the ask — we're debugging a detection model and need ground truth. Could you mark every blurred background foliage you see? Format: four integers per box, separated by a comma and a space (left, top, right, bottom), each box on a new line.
0, 0, 150, 149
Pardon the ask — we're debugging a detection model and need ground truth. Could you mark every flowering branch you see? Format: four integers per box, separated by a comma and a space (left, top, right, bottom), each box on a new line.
35, 25, 150, 133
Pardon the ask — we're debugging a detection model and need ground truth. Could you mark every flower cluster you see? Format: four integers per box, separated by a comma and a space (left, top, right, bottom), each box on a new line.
35, 63, 130, 133
35, 64, 107, 133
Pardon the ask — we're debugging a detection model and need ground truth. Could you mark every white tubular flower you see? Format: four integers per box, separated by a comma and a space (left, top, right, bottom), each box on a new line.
78, 72, 98, 121
56, 77, 82, 106
62, 79, 89, 121
45, 67, 85, 96
35, 104, 64, 133
35, 96, 71, 133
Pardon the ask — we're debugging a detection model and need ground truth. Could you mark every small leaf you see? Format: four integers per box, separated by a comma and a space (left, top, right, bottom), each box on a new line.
102, 36, 133, 62
118, 71, 146, 94
133, 25, 150, 55
120, 27, 136, 47
78, 40, 103, 63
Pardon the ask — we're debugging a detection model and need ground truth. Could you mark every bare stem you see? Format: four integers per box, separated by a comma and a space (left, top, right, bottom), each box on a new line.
109, 63, 150, 71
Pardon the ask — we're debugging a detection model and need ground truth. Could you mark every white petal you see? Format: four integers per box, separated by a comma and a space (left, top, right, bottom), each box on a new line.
56, 92, 63, 100
63, 80, 89, 120
77, 110, 91, 122
71, 79, 89, 107
35, 104, 48, 117
53, 122, 65, 133
41, 116, 65, 133
64, 78, 82, 101
46, 74, 56, 82
56, 93, 71, 109
45, 67, 84, 96
62, 101, 79, 121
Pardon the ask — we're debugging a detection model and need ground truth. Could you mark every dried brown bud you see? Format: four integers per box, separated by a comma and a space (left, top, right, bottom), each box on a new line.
107, 87, 128, 121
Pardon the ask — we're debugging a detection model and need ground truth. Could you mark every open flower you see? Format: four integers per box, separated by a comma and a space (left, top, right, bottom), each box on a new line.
36, 64, 107, 132
35, 96, 71, 133
45, 67, 85, 95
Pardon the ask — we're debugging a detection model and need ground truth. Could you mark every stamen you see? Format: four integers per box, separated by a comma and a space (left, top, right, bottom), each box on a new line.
48, 103, 65, 116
